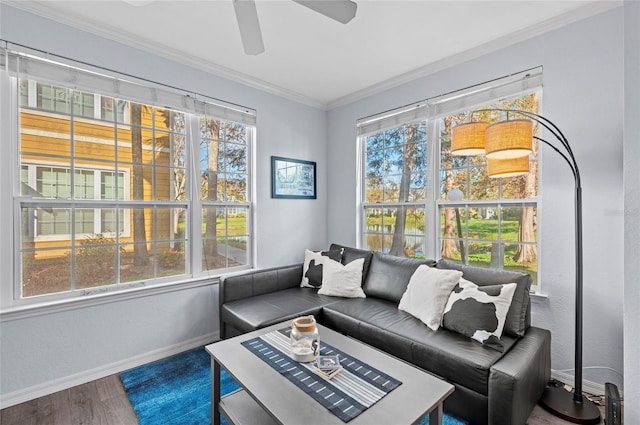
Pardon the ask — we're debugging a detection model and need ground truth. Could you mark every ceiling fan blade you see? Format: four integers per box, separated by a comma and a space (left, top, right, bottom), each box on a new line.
292, 0, 357, 24
233, 0, 265, 55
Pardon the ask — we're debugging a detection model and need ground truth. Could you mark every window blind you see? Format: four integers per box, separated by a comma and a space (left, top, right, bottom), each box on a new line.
357, 102, 428, 137
1, 43, 257, 126
356, 67, 543, 136
428, 67, 543, 117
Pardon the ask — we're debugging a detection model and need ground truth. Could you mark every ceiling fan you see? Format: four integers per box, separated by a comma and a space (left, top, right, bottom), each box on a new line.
233, 0, 358, 55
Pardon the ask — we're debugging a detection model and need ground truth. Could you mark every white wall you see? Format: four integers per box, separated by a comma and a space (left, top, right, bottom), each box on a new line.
0, 4, 328, 405
327, 7, 625, 391
624, 0, 640, 420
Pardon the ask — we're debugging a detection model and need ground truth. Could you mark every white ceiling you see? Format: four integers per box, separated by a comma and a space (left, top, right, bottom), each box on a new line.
7, 0, 621, 109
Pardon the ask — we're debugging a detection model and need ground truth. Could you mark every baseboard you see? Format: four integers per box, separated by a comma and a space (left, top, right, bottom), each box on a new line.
0, 331, 219, 409
551, 370, 608, 396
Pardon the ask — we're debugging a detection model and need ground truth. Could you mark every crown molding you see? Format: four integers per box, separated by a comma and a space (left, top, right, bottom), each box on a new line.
3, 1, 326, 110
326, 0, 623, 110
5, 0, 623, 112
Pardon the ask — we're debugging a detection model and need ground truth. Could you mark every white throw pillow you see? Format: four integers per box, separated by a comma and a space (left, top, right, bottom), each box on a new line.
318, 258, 366, 298
398, 265, 463, 331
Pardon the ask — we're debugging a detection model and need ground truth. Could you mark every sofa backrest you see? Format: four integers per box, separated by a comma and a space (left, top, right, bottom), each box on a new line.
436, 259, 532, 337
220, 264, 303, 303
329, 243, 375, 284
362, 252, 437, 304
326, 245, 531, 337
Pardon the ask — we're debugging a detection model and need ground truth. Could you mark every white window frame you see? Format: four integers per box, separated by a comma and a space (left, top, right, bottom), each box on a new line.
1, 44, 257, 310
357, 68, 542, 288
359, 119, 431, 258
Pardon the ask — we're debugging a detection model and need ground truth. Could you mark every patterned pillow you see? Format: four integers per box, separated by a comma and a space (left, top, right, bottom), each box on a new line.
398, 265, 463, 331
442, 278, 517, 351
300, 248, 343, 288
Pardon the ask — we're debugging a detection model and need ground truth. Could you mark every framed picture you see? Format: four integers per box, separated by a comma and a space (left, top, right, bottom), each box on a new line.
271, 156, 317, 199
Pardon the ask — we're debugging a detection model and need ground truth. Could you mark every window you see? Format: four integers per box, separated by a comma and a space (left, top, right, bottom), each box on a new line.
199, 118, 250, 271
438, 94, 539, 282
362, 122, 428, 257
358, 69, 541, 286
3, 47, 256, 305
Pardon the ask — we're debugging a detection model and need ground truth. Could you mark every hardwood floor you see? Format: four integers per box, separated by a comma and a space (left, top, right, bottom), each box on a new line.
1, 375, 137, 425
1, 374, 606, 425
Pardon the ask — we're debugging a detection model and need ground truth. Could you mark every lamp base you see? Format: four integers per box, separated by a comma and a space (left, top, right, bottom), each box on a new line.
539, 384, 601, 424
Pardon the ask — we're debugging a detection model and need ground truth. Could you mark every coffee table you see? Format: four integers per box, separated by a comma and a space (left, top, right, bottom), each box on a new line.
206, 322, 454, 425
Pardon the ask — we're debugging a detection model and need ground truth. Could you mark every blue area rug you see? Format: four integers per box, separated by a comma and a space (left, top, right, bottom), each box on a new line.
120, 346, 466, 425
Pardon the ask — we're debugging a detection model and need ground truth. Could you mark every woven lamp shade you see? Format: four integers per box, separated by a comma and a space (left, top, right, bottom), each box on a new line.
485, 119, 533, 159
451, 122, 489, 155
487, 156, 530, 178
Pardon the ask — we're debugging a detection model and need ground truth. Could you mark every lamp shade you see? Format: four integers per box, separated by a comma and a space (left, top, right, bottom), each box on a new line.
485, 119, 533, 159
451, 122, 489, 155
487, 156, 530, 178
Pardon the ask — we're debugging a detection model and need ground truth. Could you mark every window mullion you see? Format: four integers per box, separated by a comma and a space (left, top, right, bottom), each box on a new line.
426, 118, 439, 261
187, 114, 202, 275
93, 170, 100, 233
356, 135, 365, 248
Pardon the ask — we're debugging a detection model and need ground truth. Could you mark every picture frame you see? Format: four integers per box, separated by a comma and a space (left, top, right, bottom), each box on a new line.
271, 156, 317, 199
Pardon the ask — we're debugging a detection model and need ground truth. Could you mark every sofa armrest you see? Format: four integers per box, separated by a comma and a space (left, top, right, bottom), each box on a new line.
220, 264, 303, 304
488, 326, 551, 425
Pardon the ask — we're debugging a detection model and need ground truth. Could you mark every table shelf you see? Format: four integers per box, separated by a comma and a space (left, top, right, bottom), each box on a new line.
219, 389, 279, 425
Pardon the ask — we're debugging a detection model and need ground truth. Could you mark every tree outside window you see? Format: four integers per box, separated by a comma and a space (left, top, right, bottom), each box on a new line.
362, 122, 427, 258
439, 93, 539, 281
360, 91, 539, 283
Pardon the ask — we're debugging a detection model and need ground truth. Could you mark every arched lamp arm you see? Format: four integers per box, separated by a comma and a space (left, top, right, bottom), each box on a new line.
534, 136, 578, 183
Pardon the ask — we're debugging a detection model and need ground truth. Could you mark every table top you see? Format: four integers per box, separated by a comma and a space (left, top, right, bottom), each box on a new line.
206, 322, 454, 425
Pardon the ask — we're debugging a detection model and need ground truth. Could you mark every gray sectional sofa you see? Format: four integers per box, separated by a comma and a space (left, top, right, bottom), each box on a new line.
219, 244, 551, 425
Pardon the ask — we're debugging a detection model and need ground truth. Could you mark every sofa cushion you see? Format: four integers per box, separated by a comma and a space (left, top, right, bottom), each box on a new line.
442, 279, 517, 351
329, 243, 374, 284
301, 248, 343, 288
318, 258, 366, 298
221, 288, 340, 333
436, 259, 531, 337
321, 297, 516, 396
398, 265, 463, 331
363, 252, 437, 303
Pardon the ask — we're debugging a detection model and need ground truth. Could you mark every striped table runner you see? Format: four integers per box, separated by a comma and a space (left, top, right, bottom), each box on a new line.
241, 328, 402, 422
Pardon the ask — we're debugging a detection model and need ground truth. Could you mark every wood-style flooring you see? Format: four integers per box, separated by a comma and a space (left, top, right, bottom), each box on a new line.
1, 374, 606, 425
0, 375, 137, 425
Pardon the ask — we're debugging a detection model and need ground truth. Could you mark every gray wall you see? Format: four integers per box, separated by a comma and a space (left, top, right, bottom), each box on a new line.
624, 0, 640, 421
327, 7, 625, 391
0, 4, 328, 403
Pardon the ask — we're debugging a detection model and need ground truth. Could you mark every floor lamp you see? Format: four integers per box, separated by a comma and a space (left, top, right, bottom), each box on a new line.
451, 109, 601, 424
